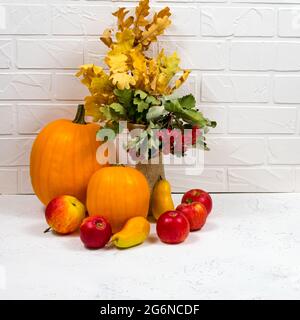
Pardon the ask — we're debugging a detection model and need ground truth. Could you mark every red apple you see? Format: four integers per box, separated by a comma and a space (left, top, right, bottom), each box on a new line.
80, 216, 112, 249
176, 202, 207, 231
156, 211, 190, 244
45, 195, 86, 234
182, 189, 213, 214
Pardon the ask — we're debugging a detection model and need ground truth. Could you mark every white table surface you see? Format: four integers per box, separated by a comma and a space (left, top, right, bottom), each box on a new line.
0, 193, 300, 300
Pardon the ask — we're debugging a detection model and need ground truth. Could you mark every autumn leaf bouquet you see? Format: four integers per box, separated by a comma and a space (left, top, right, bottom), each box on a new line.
76, 0, 216, 162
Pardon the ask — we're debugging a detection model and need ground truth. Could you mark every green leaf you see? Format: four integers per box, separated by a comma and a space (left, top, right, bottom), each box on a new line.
164, 99, 183, 113
100, 103, 126, 122
181, 109, 207, 127
133, 97, 150, 113
178, 94, 196, 109
134, 89, 148, 100
146, 105, 168, 121
109, 102, 126, 115
164, 98, 210, 127
145, 95, 160, 106
100, 106, 113, 121
114, 89, 133, 108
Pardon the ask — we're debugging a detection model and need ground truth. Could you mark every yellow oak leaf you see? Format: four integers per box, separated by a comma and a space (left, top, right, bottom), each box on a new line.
84, 90, 117, 121
156, 73, 169, 94
173, 69, 191, 91
105, 53, 128, 73
144, 50, 181, 95
133, 0, 150, 38
157, 7, 171, 19
160, 51, 180, 94
95, 92, 116, 105
76, 64, 106, 88
130, 48, 148, 88
141, 15, 171, 49
116, 29, 135, 46
100, 29, 113, 48
112, 29, 135, 54
90, 76, 113, 95
130, 48, 147, 73
147, 58, 159, 92
76, 64, 104, 78
158, 50, 180, 80
124, 16, 134, 29
84, 96, 103, 122
110, 73, 136, 90
113, 8, 133, 31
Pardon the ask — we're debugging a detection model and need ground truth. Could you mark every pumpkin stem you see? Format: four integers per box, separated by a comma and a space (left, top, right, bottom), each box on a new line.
73, 104, 87, 125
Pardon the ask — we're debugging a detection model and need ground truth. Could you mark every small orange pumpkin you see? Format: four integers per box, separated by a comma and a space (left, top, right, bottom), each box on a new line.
87, 166, 150, 233
30, 104, 104, 205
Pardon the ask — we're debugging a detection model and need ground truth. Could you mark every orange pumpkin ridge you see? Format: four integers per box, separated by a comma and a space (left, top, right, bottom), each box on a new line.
30, 104, 105, 206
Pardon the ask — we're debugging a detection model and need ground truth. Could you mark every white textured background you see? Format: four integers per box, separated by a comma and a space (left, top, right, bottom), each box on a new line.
0, 0, 300, 194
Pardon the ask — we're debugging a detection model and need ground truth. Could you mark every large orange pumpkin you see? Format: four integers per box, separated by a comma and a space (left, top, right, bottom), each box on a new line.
30, 104, 104, 205
87, 166, 150, 233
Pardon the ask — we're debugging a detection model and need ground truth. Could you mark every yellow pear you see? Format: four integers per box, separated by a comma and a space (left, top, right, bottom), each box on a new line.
111, 217, 150, 249
151, 176, 175, 220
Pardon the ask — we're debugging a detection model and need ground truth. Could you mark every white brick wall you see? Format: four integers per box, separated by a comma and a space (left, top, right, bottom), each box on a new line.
201, 7, 275, 37
17, 39, 84, 69
0, 0, 300, 194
